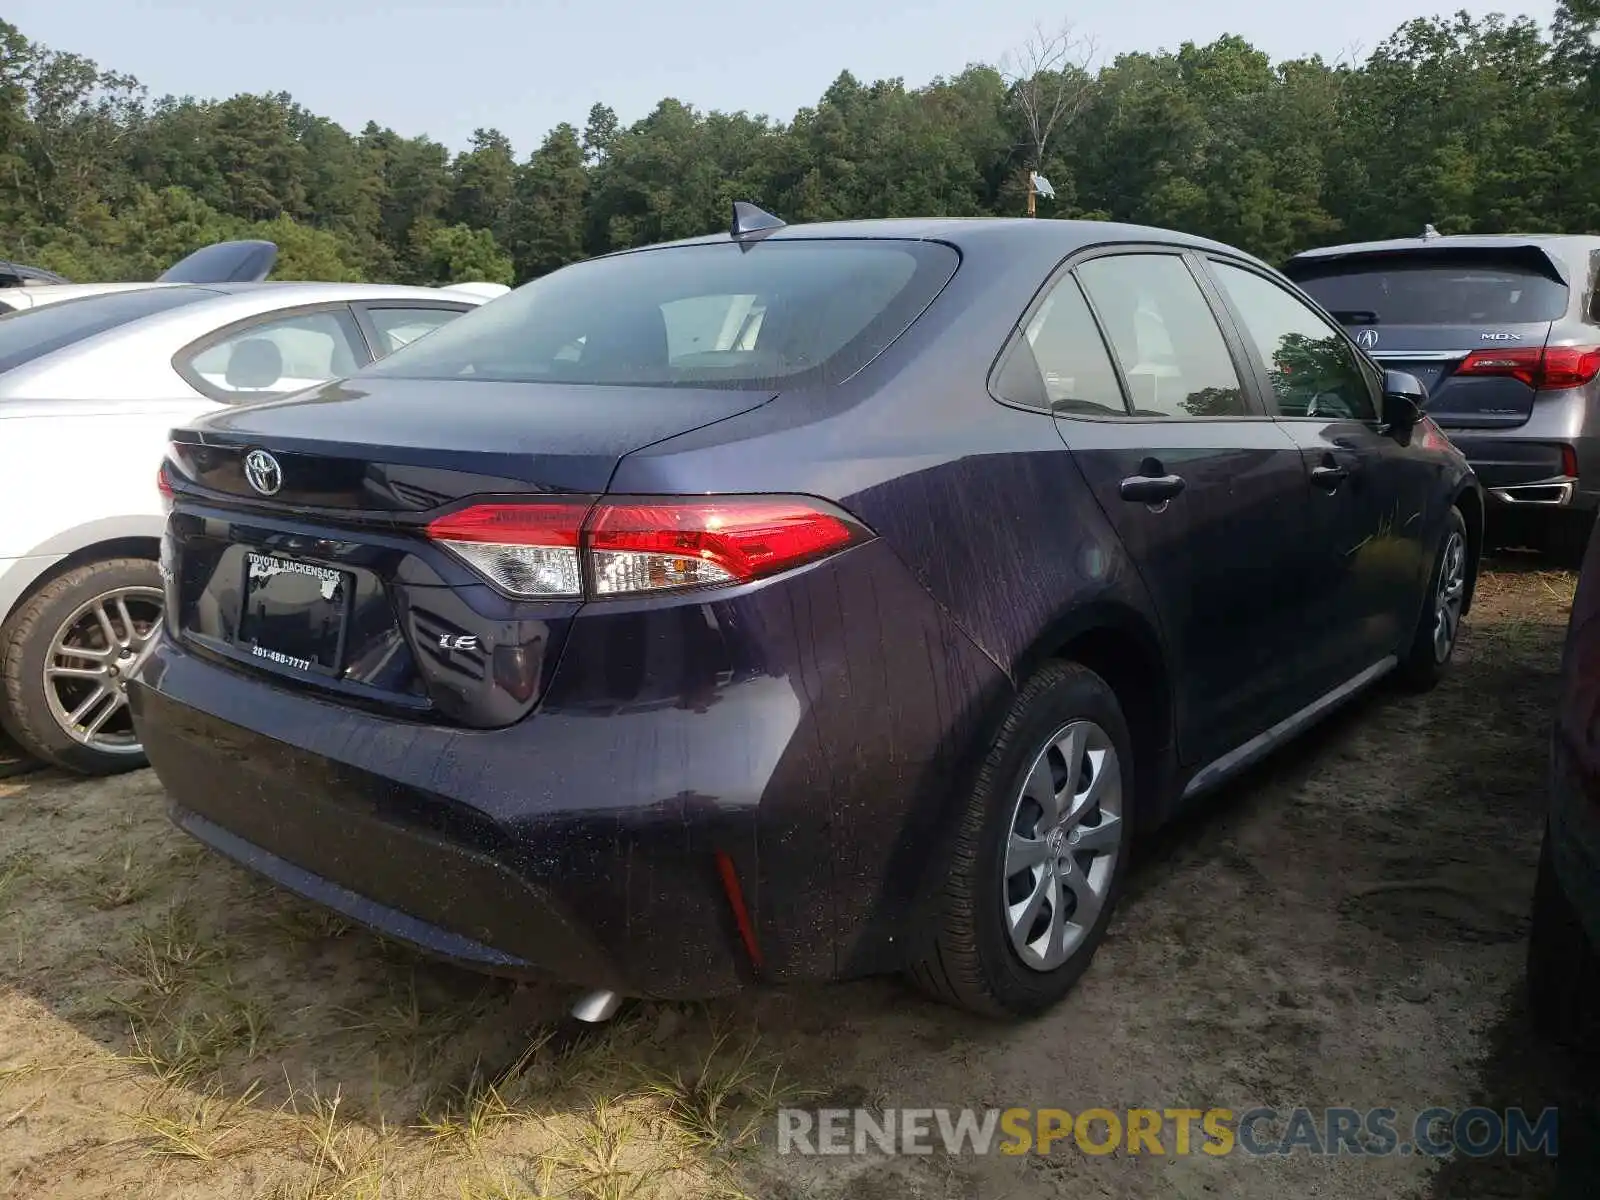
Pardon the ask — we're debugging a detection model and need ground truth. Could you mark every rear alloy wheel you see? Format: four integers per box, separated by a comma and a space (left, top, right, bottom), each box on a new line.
1397, 505, 1468, 692
0, 558, 163, 776
910, 661, 1133, 1017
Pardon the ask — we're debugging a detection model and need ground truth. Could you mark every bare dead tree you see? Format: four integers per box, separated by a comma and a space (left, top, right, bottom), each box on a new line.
1001, 21, 1100, 215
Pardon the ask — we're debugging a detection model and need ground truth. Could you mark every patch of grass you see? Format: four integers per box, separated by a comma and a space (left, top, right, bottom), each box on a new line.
109, 901, 223, 1001
541, 1097, 655, 1200
126, 1078, 261, 1161
416, 1065, 519, 1158
638, 1028, 804, 1153
282, 1080, 393, 1192
0, 851, 36, 911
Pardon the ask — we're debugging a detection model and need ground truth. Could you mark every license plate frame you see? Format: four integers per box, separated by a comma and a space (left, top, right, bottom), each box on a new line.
236, 552, 354, 677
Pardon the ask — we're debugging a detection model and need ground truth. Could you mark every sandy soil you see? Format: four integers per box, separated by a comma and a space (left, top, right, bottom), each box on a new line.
0, 557, 1590, 1198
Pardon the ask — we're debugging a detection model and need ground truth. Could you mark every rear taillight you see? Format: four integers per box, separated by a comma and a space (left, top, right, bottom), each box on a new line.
425, 501, 590, 599
425, 496, 870, 599
157, 460, 175, 511
1456, 345, 1600, 390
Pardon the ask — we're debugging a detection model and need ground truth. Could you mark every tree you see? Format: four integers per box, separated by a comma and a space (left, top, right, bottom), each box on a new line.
506, 123, 588, 281
412, 222, 514, 285
1001, 21, 1099, 215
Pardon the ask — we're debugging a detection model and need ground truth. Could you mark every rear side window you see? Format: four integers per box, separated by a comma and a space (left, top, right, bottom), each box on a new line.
1290, 252, 1568, 326
1075, 254, 1248, 419
0, 286, 213, 376
363, 305, 466, 355
178, 308, 367, 402
362, 239, 959, 390
995, 274, 1127, 415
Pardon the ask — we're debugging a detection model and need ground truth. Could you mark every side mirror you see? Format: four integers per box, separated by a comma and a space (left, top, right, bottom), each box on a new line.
1380, 369, 1426, 436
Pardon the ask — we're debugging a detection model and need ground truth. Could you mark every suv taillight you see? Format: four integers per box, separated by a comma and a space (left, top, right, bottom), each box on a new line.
425, 496, 871, 599
1456, 345, 1600, 390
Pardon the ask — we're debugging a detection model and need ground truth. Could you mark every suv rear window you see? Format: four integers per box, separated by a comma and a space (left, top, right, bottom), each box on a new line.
1289, 251, 1568, 326
0, 286, 214, 375
362, 239, 959, 389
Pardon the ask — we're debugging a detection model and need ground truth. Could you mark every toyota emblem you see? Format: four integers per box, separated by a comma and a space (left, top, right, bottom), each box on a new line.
1356, 329, 1379, 350
243, 449, 283, 497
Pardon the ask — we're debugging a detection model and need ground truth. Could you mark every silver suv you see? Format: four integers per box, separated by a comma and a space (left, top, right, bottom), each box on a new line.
1285, 230, 1600, 558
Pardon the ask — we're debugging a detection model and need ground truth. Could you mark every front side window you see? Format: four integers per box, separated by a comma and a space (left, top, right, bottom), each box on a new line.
1074, 254, 1248, 419
361, 239, 959, 390
179, 308, 367, 401
1212, 262, 1378, 422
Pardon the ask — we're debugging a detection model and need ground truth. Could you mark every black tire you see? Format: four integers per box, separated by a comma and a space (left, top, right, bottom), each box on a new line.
0, 557, 163, 776
1528, 827, 1600, 1051
909, 661, 1134, 1018
1396, 505, 1469, 693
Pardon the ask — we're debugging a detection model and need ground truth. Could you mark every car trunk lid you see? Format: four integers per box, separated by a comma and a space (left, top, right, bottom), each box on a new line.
162, 377, 776, 726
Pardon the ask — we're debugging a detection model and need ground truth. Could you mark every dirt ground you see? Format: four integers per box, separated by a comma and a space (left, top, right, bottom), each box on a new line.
0, 554, 1592, 1198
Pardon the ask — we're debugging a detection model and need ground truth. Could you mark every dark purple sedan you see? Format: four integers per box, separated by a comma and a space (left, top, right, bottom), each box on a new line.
133, 207, 1483, 1020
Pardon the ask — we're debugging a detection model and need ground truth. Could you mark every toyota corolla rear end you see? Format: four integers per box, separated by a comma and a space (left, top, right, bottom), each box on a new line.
129, 230, 998, 1002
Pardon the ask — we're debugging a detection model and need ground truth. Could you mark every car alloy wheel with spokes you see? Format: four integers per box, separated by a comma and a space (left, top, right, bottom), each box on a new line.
43, 585, 163, 754
1003, 719, 1123, 972
1, 556, 166, 775
1432, 528, 1467, 663
910, 660, 1134, 1017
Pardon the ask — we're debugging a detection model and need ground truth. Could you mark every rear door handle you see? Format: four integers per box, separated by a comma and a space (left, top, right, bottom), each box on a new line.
1119, 473, 1186, 504
1310, 464, 1349, 491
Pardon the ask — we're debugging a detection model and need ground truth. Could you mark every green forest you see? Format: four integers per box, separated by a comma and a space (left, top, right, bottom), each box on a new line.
3, 5, 1599, 288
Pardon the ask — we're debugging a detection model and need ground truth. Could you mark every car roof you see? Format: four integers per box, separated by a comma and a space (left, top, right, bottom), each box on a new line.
618, 216, 1273, 269
1288, 232, 1600, 264
2, 280, 492, 309
198, 281, 492, 302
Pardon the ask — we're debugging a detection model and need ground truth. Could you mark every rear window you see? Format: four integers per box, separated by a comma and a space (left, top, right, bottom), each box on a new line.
0, 286, 213, 375
362, 239, 959, 389
1290, 252, 1568, 326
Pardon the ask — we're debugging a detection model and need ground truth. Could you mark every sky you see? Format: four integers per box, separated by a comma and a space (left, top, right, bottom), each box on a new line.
8, 0, 1562, 155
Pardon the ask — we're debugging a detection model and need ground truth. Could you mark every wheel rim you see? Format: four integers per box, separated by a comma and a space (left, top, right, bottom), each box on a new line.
41, 586, 163, 756
1002, 719, 1124, 973
1432, 530, 1467, 664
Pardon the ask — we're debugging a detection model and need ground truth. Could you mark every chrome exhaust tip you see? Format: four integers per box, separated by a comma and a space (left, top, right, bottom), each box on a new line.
569, 989, 624, 1023
1489, 478, 1575, 507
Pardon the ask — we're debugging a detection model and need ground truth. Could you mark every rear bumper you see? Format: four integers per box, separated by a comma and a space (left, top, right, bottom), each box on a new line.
130, 539, 1010, 999
1550, 729, 1600, 948
1445, 434, 1595, 510
1441, 390, 1600, 511
133, 667, 750, 996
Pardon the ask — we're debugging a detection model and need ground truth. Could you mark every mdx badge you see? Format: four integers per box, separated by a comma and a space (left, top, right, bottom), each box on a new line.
243, 449, 283, 496
1480, 331, 1520, 341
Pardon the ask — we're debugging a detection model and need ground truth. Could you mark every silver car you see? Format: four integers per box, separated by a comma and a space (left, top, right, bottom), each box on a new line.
0, 278, 497, 775
1285, 230, 1600, 559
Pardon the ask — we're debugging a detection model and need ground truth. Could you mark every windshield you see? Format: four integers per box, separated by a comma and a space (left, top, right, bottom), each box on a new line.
361, 239, 959, 389
1292, 253, 1568, 326
0, 286, 214, 376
